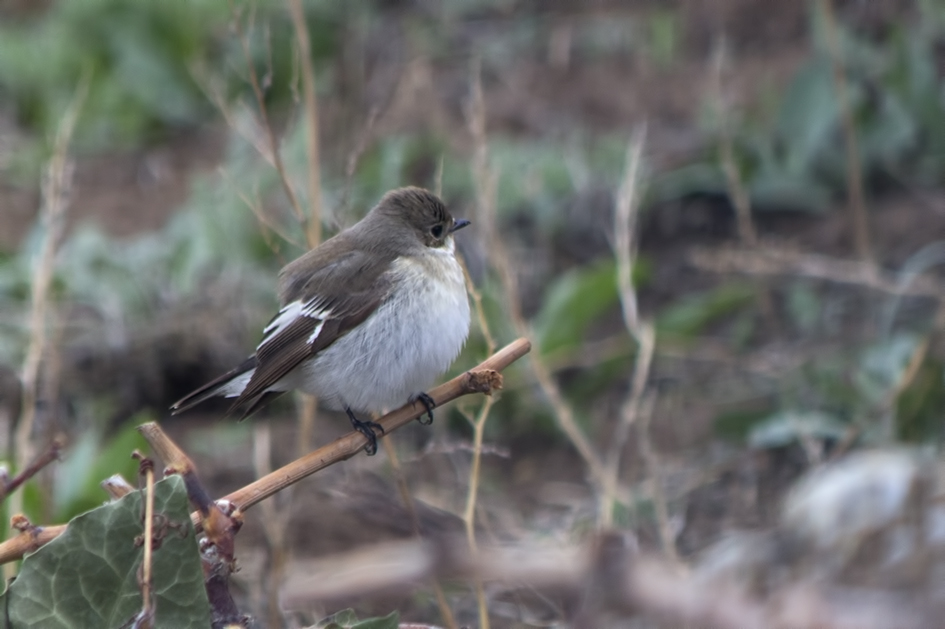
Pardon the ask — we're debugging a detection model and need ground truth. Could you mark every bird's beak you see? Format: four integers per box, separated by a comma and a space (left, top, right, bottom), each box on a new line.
450, 218, 471, 233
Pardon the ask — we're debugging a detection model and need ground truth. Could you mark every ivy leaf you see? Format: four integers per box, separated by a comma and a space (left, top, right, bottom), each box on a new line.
0, 475, 210, 629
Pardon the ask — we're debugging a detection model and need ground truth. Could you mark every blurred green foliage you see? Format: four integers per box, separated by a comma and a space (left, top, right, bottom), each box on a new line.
653, 0, 945, 212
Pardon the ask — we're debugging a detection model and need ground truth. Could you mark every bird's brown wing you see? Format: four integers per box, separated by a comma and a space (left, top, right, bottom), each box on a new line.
227, 249, 393, 414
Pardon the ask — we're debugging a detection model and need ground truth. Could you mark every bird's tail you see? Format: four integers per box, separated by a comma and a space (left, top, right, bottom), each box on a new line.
170, 355, 258, 415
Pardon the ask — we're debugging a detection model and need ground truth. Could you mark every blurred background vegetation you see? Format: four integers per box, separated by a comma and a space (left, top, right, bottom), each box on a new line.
2, 0, 945, 626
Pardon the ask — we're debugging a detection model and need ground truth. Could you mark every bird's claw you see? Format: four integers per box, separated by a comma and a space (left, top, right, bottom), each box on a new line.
345, 407, 384, 455
415, 392, 435, 425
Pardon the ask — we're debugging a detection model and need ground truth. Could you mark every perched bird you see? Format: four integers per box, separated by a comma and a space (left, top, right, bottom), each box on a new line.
171, 187, 471, 454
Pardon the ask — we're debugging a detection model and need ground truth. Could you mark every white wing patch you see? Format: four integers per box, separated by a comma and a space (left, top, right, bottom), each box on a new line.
258, 299, 333, 350
307, 320, 326, 344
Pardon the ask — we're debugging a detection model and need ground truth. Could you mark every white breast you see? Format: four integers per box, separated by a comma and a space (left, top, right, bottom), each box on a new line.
286, 243, 471, 413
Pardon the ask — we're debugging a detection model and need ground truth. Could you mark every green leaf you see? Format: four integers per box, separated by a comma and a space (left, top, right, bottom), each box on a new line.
0, 476, 210, 629
854, 333, 921, 407
52, 420, 151, 523
655, 283, 755, 341
533, 258, 649, 356
774, 58, 838, 175
748, 410, 848, 449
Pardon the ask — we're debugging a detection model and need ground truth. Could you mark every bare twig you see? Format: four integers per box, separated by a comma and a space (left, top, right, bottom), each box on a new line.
819, 0, 872, 261
133, 452, 156, 628
229, 0, 306, 227
252, 423, 288, 629
602, 130, 652, 528
0, 436, 63, 502
136, 423, 240, 564
688, 246, 942, 296
11, 76, 87, 554
0, 523, 66, 565
710, 40, 756, 246
286, 0, 322, 249
101, 474, 136, 500
613, 127, 648, 339
465, 60, 611, 498
381, 437, 458, 629
460, 396, 495, 627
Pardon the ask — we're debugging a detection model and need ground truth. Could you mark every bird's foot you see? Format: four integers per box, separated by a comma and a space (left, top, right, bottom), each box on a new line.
413, 392, 435, 425
345, 407, 385, 456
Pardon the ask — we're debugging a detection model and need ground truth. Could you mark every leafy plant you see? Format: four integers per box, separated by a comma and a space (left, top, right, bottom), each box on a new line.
0, 476, 209, 629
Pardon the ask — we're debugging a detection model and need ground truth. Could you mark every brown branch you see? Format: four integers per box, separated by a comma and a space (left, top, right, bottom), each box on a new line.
133, 452, 156, 627
218, 337, 529, 514
101, 474, 135, 500
0, 436, 63, 502
0, 339, 529, 565
0, 523, 66, 564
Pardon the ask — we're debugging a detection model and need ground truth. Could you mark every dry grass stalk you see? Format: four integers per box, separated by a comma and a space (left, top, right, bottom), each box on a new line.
286, 0, 322, 249
602, 129, 651, 529
9, 78, 87, 564
464, 59, 612, 498
818, 0, 872, 261
0, 436, 63, 503
285, 0, 324, 463
710, 40, 757, 246
135, 452, 157, 628
381, 437, 458, 629
251, 423, 288, 629
229, 0, 306, 228
689, 246, 937, 296
606, 130, 678, 560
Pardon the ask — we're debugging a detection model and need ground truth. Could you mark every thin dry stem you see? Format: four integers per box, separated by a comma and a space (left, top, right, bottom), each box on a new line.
689, 246, 930, 295
819, 0, 872, 261
711, 40, 757, 246
602, 131, 650, 528
461, 396, 495, 628
613, 127, 647, 340
0, 436, 63, 502
11, 77, 87, 544
101, 474, 135, 500
637, 392, 679, 562
141, 461, 155, 623
286, 0, 322, 248
465, 59, 611, 496
381, 437, 458, 629
252, 422, 288, 629
229, 0, 306, 227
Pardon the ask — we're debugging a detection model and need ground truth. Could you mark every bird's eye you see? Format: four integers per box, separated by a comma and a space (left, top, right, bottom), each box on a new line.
431, 225, 444, 238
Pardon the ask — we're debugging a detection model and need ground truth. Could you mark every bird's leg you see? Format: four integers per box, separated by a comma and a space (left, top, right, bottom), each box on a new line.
345, 406, 384, 456
413, 392, 435, 425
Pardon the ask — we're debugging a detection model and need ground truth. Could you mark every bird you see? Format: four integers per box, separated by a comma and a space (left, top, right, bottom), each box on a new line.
171, 187, 472, 455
